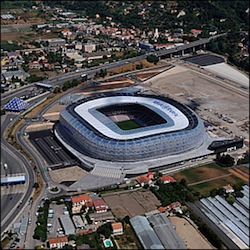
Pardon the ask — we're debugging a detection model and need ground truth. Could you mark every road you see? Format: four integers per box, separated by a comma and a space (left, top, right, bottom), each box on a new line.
1, 114, 35, 234
1, 35, 225, 105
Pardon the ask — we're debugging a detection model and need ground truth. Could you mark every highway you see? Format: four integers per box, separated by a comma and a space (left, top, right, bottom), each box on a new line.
1, 35, 225, 106
1, 114, 35, 234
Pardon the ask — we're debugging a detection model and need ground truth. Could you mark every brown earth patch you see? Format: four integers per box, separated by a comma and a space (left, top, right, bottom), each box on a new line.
134, 70, 164, 81
115, 224, 142, 249
228, 169, 249, 182
168, 216, 213, 249
103, 190, 160, 219
107, 59, 160, 76
172, 165, 230, 184
49, 166, 88, 183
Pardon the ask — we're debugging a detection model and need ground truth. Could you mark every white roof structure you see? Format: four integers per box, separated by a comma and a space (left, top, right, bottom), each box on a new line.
204, 63, 249, 87
74, 96, 189, 140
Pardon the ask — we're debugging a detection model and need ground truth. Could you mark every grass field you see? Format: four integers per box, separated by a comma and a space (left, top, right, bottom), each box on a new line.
116, 120, 142, 130
191, 175, 243, 196
172, 163, 246, 196
1, 40, 24, 51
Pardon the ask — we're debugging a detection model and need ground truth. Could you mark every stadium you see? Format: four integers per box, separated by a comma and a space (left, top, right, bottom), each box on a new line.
54, 93, 208, 174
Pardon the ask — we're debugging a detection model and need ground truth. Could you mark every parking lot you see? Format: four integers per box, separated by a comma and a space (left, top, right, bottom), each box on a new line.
47, 203, 66, 238
29, 130, 77, 167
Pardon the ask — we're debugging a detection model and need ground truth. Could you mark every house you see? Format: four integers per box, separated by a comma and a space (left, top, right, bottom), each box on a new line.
190, 29, 202, 37
136, 172, 154, 187
2, 69, 30, 82
48, 236, 68, 249
111, 222, 123, 235
160, 175, 176, 184
83, 43, 96, 53
28, 61, 41, 69
61, 29, 72, 37
169, 201, 182, 214
47, 38, 66, 48
223, 184, 234, 194
93, 199, 108, 213
157, 206, 166, 213
136, 175, 150, 187
71, 194, 93, 214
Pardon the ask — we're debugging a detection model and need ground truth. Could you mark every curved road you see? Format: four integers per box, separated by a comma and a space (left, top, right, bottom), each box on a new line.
1, 114, 35, 234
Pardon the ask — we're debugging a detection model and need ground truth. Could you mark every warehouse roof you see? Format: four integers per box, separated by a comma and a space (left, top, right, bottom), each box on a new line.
130, 215, 165, 249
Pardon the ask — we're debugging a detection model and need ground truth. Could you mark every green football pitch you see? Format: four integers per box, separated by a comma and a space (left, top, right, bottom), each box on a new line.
116, 120, 142, 130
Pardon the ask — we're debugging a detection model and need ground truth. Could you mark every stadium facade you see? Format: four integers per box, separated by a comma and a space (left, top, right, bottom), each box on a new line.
54, 93, 207, 170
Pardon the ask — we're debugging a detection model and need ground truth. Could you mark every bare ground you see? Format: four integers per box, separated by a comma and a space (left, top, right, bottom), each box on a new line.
168, 216, 214, 249
143, 64, 249, 139
103, 190, 161, 219
49, 166, 88, 183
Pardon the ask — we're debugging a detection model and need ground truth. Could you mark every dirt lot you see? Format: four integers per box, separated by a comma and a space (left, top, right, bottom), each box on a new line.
168, 216, 214, 249
107, 59, 162, 76
49, 166, 88, 183
102, 189, 161, 219
229, 165, 249, 182
134, 69, 165, 81
143, 63, 249, 139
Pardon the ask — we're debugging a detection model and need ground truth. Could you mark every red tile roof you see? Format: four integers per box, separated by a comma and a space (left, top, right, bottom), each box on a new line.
48, 236, 68, 244
72, 194, 92, 204
93, 199, 107, 208
136, 175, 150, 183
157, 206, 166, 213
112, 222, 123, 230
170, 201, 181, 208
160, 175, 176, 183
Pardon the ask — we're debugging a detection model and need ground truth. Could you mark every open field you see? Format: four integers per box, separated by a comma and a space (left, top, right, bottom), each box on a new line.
144, 63, 249, 139
229, 165, 249, 182
107, 59, 162, 76
49, 166, 88, 184
133, 69, 165, 81
1, 30, 59, 43
172, 163, 245, 196
102, 190, 161, 219
190, 175, 243, 196
168, 216, 214, 249
172, 163, 229, 183
115, 224, 142, 249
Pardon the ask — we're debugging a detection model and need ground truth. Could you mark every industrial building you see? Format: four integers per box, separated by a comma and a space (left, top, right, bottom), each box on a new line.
198, 185, 249, 249
148, 213, 186, 249
130, 214, 186, 249
130, 215, 165, 249
59, 214, 75, 236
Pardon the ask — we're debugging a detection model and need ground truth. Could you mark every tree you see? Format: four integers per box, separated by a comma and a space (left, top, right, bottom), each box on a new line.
53, 86, 61, 93
97, 222, 112, 238
0, 109, 6, 115
216, 154, 235, 167
146, 54, 159, 64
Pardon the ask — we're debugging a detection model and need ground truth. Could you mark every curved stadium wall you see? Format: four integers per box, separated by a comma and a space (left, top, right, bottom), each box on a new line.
55, 93, 206, 162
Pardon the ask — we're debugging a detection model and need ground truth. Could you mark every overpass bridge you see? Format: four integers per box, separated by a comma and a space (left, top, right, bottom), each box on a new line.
153, 33, 227, 59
